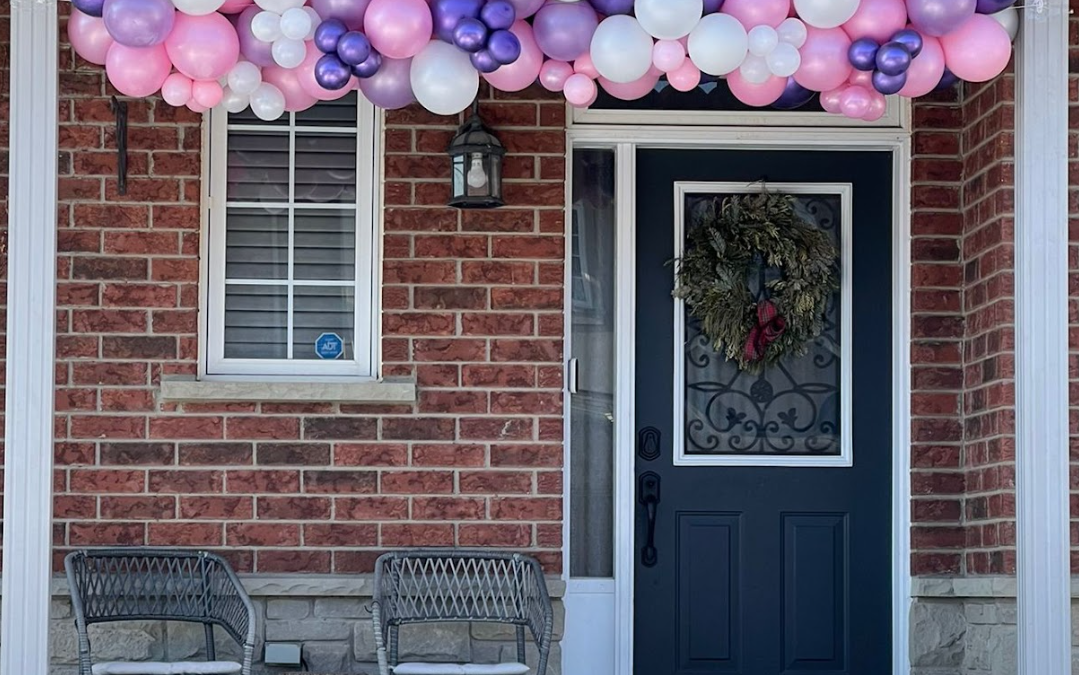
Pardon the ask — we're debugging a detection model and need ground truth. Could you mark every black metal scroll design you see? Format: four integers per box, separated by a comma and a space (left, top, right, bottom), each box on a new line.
683, 194, 842, 456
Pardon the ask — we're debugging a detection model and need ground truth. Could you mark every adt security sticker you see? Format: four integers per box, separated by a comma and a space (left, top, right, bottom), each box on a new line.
315, 332, 344, 360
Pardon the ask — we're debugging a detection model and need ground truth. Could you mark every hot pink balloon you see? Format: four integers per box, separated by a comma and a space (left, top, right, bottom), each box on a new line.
727, 71, 787, 106
235, 6, 275, 67
539, 59, 574, 92
820, 87, 843, 113
105, 42, 172, 97
68, 9, 115, 66
842, 0, 908, 42
573, 52, 599, 79
722, 0, 791, 28
484, 20, 543, 92
863, 91, 888, 121
598, 72, 660, 101
667, 61, 701, 92
840, 85, 872, 118
507, 0, 545, 19
941, 14, 1011, 83
165, 12, 240, 81
564, 73, 597, 108
218, 0, 253, 13
899, 34, 944, 97
192, 80, 224, 108
161, 72, 194, 106
298, 42, 358, 101
653, 39, 686, 73
365, 0, 433, 60
794, 26, 852, 92
262, 65, 319, 112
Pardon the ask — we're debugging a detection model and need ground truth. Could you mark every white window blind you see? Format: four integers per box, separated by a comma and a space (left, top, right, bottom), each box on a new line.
206, 93, 380, 379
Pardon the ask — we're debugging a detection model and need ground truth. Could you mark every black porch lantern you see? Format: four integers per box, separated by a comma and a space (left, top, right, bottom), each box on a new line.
448, 101, 505, 209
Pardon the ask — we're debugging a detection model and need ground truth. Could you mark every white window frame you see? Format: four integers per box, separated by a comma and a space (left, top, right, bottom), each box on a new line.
201, 98, 383, 381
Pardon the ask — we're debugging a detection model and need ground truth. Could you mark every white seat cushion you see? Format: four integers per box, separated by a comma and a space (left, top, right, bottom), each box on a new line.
92, 662, 242, 675
392, 663, 530, 675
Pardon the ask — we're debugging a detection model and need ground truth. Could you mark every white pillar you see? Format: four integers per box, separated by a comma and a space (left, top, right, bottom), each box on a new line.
1014, 2, 1072, 674
1, 1, 59, 674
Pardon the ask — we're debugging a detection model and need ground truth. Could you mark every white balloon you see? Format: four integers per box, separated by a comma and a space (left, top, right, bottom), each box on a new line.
590, 15, 655, 84
766, 42, 801, 77
302, 6, 321, 39
228, 61, 262, 95
635, 0, 703, 40
250, 11, 281, 43
739, 54, 770, 84
171, 0, 226, 15
990, 7, 1019, 41
410, 41, 480, 115
220, 87, 250, 113
777, 18, 807, 48
278, 6, 312, 40
271, 37, 306, 68
249, 82, 285, 121
747, 25, 779, 57
793, 0, 861, 29
255, 0, 303, 12
688, 13, 747, 77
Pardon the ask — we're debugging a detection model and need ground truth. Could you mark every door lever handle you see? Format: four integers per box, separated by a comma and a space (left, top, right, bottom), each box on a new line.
638, 472, 661, 568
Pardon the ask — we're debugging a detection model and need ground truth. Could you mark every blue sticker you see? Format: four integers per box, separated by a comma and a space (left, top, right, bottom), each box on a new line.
315, 332, 344, 360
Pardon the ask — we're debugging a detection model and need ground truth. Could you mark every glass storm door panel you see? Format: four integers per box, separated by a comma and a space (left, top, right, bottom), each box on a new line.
633, 150, 894, 675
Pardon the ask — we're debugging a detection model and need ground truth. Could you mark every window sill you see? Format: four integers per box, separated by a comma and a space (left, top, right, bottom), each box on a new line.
159, 376, 417, 404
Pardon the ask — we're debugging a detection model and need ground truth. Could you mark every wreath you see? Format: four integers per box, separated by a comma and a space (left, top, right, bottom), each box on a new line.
673, 191, 839, 373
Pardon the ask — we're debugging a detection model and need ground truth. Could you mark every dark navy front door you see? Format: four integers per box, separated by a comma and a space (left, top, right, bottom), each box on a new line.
634, 149, 893, 675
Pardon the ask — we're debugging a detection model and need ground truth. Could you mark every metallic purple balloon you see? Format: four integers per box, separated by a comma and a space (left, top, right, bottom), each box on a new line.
532, 1, 598, 62
935, 67, 960, 91
316, 53, 354, 90
433, 0, 485, 43
102, 0, 174, 48
702, 0, 725, 12
337, 31, 372, 65
470, 49, 500, 73
876, 41, 912, 76
589, 0, 635, 14
315, 19, 348, 55
480, 1, 516, 31
357, 56, 414, 109
453, 17, 489, 53
891, 29, 924, 58
72, 0, 105, 18
772, 77, 814, 110
908, 0, 977, 37
351, 49, 383, 78
872, 69, 908, 94
309, 0, 370, 30
487, 28, 521, 65
848, 38, 880, 72
976, 0, 1015, 12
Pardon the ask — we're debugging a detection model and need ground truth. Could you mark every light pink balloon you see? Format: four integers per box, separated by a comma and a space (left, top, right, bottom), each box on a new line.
863, 91, 888, 121
539, 59, 574, 92
840, 85, 872, 118
484, 20, 543, 92
573, 52, 599, 79
365, 0, 433, 60
653, 39, 686, 73
727, 71, 787, 106
105, 42, 172, 97
165, 12, 240, 81
218, 0, 253, 13
942, 14, 1011, 83
68, 9, 115, 66
794, 26, 852, 92
262, 65, 319, 112
667, 61, 701, 92
820, 87, 843, 113
564, 73, 597, 107
298, 42, 358, 101
192, 79, 224, 108
842, 0, 908, 42
722, 0, 791, 28
848, 68, 873, 89
599, 72, 660, 101
188, 101, 209, 113
161, 72, 194, 106
899, 33, 944, 97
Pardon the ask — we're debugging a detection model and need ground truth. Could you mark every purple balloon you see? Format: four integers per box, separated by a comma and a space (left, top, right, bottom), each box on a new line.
72, 0, 105, 18
337, 31, 372, 65
102, 0, 174, 48
470, 49, 501, 73
358, 56, 414, 109
772, 77, 814, 110
702, 0, 725, 12
589, 0, 635, 14
872, 69, 908, 94
935, 67, 960, 91
481, 1, 516, 30
505, 0, 544, 18
849, 38, 880, 71
236, 6, 275, 67
532, 1, 598, 62
351, 49, 383, 78
876, 41, 912, 76
433, 0, 485, 43
487, 29, 521, 65
315, 19, 348, 54
891, 29, 924, 58
976, 0, 1015, 12
908, 0, 977, 37
316, 53, 354, 90
453, 17, 489, 53
309, 0, 370, 30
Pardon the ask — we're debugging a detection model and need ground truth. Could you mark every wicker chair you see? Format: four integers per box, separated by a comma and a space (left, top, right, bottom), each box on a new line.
64, 548, 256, 675
372, 550, 553, 675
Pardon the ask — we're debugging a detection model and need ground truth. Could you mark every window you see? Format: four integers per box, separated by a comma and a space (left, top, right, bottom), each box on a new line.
205, 94, 380, 379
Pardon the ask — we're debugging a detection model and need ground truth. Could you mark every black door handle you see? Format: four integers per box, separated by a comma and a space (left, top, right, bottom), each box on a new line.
639, 472, 661, 567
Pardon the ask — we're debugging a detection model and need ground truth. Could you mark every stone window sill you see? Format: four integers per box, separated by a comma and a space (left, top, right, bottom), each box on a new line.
159, 376, 417, 404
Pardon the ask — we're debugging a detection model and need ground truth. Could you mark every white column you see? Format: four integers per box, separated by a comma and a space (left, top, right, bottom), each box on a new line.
2, 1, 59, 674
1014, 2, 1072, 674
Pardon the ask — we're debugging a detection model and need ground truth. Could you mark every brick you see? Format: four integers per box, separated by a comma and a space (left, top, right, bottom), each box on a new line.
303, 524, 379, 547
411, 444, 486, 467
227, 523, 301, 547
412, 497, 486, 520
148, 522, 223, 547
100, 496, 176, 520
149, 416, 224, 440
148, 470, 223, 494
334, 443, 409, 467
458, 524, 531, 547
303, 470, 378, 494
381, 471, 454, 494
336, 496, 410, 521
100, 442, 174, 465
459, 471, 533, 494
257, 496, 332, 520
303, 417, 378, 441
226, 470, 301, 494
490, 497, 562, 521
179, 443, 253, 466
381, 523, 454, 547
69, 470, 146, 494
181, 496, 254, 520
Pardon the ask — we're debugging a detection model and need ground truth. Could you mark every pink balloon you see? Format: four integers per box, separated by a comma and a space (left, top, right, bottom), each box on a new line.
667, 61, 701, 92
899, 33, 944, 97
68, 9, 115, 66
484, 20, 543, 92
842, 0, 908, 42
727, 71, 787, 106
298, 42, 358, 101
820, 87, 843, 113
161, 72, 194, 106
942, 14, 1012, 83
217, 0, 253, 13
310, 0, 370, 29
262, 65, 319, 112
573, 52, 599, 79
165, 12, 240, 81
235, 6, 275, 67
840, 85, 872, 118
653, 40, 686, 73
564, 73, 597, 108
598, 73, 660, 101
365, 0, 433, 60
507, 0, 545, 19
722, 0, 791, 28
188, 101, 209, 113
794, 26, 852, 92
105, 42, 172, 97
863, 91, 888, 121
192, 79, 224, 108
539, 59, 574, 92
848, 68, 873, 89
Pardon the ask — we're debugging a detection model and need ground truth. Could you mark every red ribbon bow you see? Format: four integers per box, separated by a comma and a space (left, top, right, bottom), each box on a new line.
743, 300, 787, 364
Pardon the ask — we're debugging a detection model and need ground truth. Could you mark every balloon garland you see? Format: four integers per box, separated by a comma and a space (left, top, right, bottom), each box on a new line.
68, 0, 1020, 121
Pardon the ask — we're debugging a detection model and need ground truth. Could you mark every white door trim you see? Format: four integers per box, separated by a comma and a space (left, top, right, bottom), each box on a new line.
2, 1, 60, 674
563, 126, 912, 675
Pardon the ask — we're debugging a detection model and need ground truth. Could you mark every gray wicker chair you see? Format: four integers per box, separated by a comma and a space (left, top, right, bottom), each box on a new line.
372, 550, 553, 675
64, 548, 256, 675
